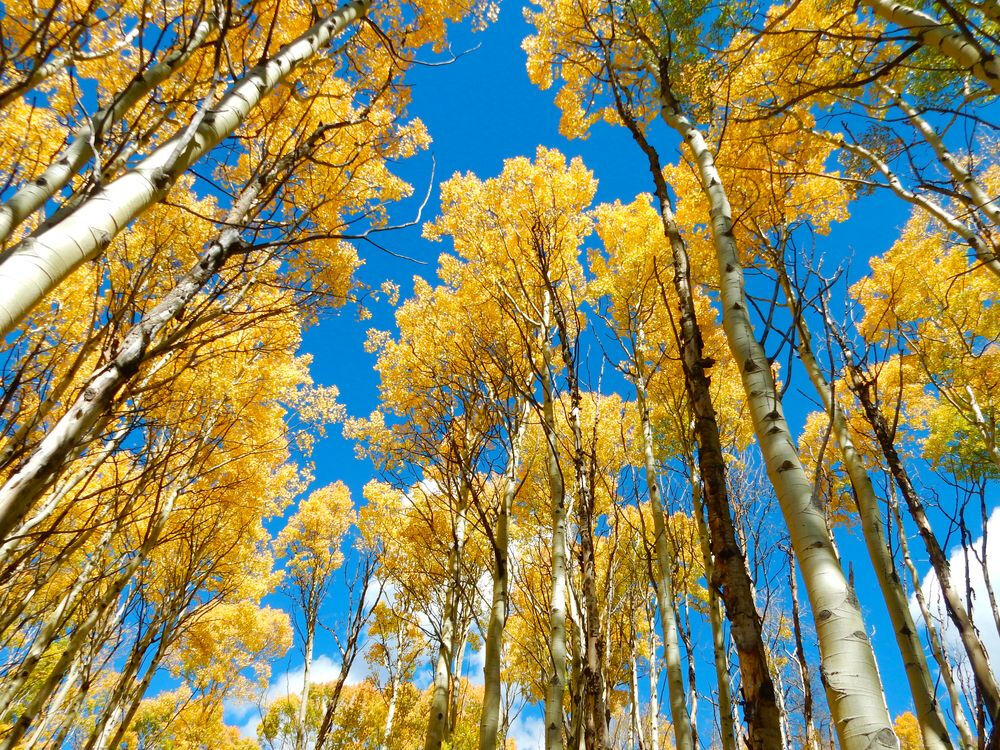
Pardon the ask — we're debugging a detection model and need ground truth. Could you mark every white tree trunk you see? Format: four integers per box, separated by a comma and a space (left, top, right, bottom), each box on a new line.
814, 127, 1000, 281
0, 177, 262, 541
0, 0, 371, 337
658, 102, 898, 750
541, 334, 569, 750
890, 494, 977, 750
479, 399, 529, 750
633, 368, 693, 750
0, 487, 177, 750
381, 672, 399, 750
860, 0, 1000, 93
424, 478, 468, 750
776, 267, 954, 749
296, 623, 316, 750
647, 624, 659, 750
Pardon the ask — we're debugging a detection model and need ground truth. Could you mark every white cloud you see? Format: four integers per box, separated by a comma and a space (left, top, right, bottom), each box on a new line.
224, 653, 371, 739
507, 713, 545, 750
909, 507, 1000, 668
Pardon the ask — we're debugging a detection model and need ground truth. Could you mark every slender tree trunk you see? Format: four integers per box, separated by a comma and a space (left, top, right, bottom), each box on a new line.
0, 520, 117, 717
630, 651, 645, 750
775, 266, 954, 749
0, 487, 177, 750
381, 672, 399, 750
656, 96, 896, 749
98, 618, 179, 750
814, 128, 1000, 282
556, 343, 609, 750
788, 550, 818, 750
690, 472, 738, 750
889, 491, 977, 750
424, 479, 469, 750
479, 400, 529, 750
296, 616, 316, 750
541, 326, 569, 750
632, 368, 693, 750
0, 120, 338, 541
449, 623, 469, 741
647, 622, 660, 750
679, 601, 699, 749
846, 366, 1000, 728
0, 0, 371, 336
616, 88, 783, 746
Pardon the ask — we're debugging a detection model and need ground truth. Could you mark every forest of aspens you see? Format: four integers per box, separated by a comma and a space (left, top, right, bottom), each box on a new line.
1, 0, 999, 748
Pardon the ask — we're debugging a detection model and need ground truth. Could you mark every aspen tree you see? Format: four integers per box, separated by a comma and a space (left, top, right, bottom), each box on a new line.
0, 0, 479, 335
425, 148, 596, 750
275, 483, 355, 750
768, 255, 954, 749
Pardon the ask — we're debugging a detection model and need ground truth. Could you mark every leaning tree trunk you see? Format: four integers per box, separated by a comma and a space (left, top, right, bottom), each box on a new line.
860, 0, 1000, 94
0, 0, 371, 337
0, 121, 338, 542
890, 492, 977, 750
846, 365, 1000, 730
0, 485, 178, 750
656, 95, 897, 749
775, 265, 954, 749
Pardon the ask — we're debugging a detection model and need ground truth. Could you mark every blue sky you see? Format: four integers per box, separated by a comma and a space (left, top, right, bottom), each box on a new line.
239, 3, 998, 745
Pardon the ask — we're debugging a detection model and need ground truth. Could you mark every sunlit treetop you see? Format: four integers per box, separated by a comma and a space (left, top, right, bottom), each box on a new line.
426, 146, 595, 345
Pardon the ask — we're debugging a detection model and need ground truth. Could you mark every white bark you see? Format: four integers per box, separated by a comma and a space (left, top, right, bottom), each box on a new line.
776, 268, 954, 750
860, 0, 1000, 93
890, 494, 977, 750
0, 177, 262, 541
633, 365, 693, 750
0, 0, 371, 337
381, 673, 398, 750
541, 331, 569, 750
629, 652, 642, 750
0, 488, 177, 750
0, 522, 115, 718
658, 102, 898, 750
295, 626, 315, 750
0, 18, 208, 246
647, 625, 659, 750
424, 478, 468, 750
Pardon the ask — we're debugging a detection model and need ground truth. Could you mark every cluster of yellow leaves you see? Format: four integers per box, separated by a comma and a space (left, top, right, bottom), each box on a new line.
168, 602, 292, 703
851, 208, 1000, 475
122, 688, 257, 750
276, 481, 356, 586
